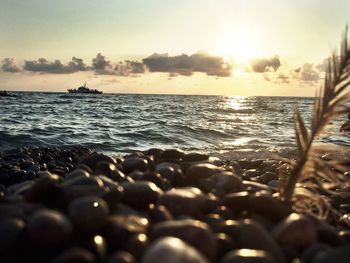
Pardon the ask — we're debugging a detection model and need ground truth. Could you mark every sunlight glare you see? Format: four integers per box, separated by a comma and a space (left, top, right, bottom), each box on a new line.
222, 33, 261, 64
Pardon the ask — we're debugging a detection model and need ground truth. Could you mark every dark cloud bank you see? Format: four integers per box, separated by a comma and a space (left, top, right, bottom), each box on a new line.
2, 53, 282, 78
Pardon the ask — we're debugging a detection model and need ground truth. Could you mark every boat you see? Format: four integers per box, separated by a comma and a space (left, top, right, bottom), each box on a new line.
68, 82, 103, 94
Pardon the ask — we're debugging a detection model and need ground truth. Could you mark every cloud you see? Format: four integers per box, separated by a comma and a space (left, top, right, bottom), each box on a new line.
142, 51, 232, 77
114, 60, 146, 76
250, 56, 281, 72
293, 63, 320, 82
276, 73, 290, 83
91, 53, 146, 76
2, 58, 21, 72
24, 57, 88, 74
92, 53, 114, 74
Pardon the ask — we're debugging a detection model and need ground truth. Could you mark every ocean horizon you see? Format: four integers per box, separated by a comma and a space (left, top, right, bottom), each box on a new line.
1, 92, 349, 158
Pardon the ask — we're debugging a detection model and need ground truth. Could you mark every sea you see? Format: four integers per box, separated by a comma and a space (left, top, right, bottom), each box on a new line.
1, 92, 350, 159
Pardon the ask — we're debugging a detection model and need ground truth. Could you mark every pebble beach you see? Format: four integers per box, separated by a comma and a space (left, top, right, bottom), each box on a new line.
1, 145, 350, 263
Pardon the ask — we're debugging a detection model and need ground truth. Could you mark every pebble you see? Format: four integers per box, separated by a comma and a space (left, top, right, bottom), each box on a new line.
121, 181, 163, 209
141, 237, 209, 263
272, 213, 317, 249
159, 187, 216, 217
68, 196, 110, 233
220, 249, 275, 263
27, 209, 73, 247
0, 146, 348, 263
150, 219, 217, 261
122, 157, 149, 174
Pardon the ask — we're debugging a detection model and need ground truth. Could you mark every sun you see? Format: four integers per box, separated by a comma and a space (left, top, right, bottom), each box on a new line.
221, 33, 261, 64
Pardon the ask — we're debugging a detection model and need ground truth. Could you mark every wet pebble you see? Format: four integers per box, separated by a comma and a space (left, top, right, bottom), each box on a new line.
68, 196, 109, 233
141, 237, 209, 263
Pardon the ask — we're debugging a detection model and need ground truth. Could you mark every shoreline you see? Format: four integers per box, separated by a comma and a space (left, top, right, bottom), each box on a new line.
0, 145, 349, 262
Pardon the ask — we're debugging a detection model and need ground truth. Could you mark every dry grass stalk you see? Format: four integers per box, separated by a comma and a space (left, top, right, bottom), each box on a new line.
280, 26, 350, 217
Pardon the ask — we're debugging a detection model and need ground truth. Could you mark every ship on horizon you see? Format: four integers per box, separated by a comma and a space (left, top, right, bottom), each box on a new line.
68, 82, 103, 94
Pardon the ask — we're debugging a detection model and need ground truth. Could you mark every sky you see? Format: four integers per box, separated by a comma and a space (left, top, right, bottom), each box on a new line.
1, 0, 350, 96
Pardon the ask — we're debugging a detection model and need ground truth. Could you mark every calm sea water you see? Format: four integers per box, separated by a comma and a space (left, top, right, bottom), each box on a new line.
1, 92, 349, 158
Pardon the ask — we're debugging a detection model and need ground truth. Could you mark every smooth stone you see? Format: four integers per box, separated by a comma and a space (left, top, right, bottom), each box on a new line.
248, 194, 290, 222
147, 204, 173, 223
79, 235, 107, 261
272, 213, 317, 249
156, 162, 186, 186
122, 157, 149, 174
80, 153, 116, 171
160, 149, 185, 161
150, 219, 217, 261
68, 196, 109, 233
125, 233, 149, 259
121, 181, 163, 209
62, 185, 106, 206
203, 214, 226, 232
220, 249, 275, 263
302, 243, 331, 263
65, 169, 91, 180
107, 251, 136, 263
207, 171, 243, 197
24, 174, 63, 207
311, 245, 350, 263
234, 219, 285, 263
50, 248, 96, 263
212, 206, 235, 220
222, 191, 250, 214
316, 223, 344, 246
215, 233, 237, 260
183, 153, 209, 162
158, 187, 214, 217
258, 172, 277, 184
185, 163, 223, 184
27, 209, 73, 247
95, 161, 126, 181
102, 215, 149, 251
141, 237, 209, 263
0, 218, 26, 253
100, 185, 124, 209
62, 175, 104, 187
145, 148, 164, 159
156, 166, 176, 183
243, 169, 261, 179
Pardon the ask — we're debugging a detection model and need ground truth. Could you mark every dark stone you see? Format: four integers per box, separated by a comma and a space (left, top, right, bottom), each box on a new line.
121, 181, 163, 209
79, 235, 107, 261
68, 196, 110, 233
160, 149, 184, 161
106, 250, 136, 263
311, 245, 350, 263
27, 209, 73, 247
141, 237, 209, 263
102, 215, 149, 251
150, 219, 217, 261
183, 153, 209, 162
220, 249, 275, 263
50, 248, 96, 263
0, 218, 26, 255
125, 233, 149, 259
272, 213, 317, 249
24, 174, 63, 207
215, 233, 237, 261
147, 204, 173, 223
122, 157, 149, 174
80, 153, 116, 171
95, 161, 126, 182
185, 163, 223, 185
159, 187, 215, 217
